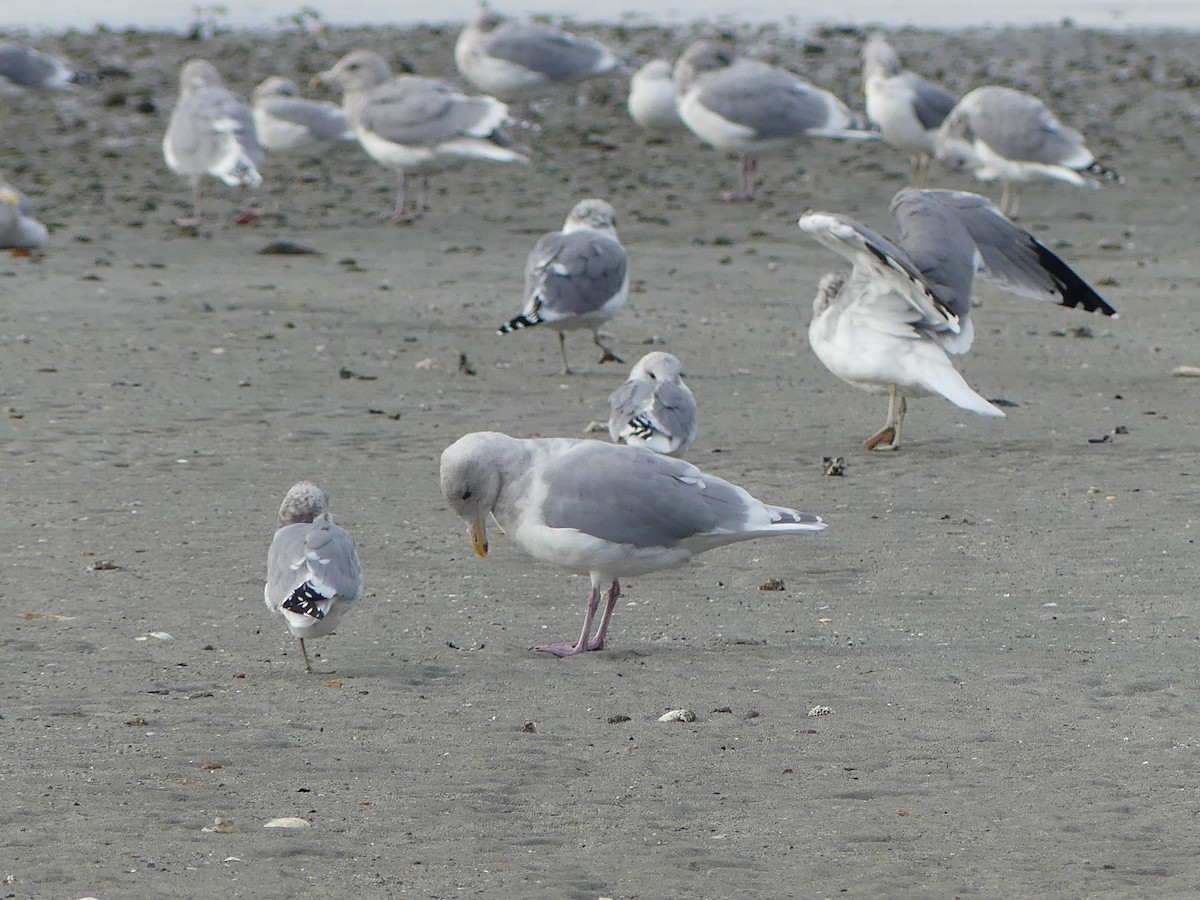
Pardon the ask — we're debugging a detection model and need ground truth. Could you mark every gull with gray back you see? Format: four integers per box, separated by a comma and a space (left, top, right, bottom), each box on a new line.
608, 352, 697, 457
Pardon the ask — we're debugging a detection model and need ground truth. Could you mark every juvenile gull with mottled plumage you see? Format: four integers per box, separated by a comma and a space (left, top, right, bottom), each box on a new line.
264, 482, 364, 674
799, 188, 1116, 450
498, 198, 628, 374
440, 432, 824, 657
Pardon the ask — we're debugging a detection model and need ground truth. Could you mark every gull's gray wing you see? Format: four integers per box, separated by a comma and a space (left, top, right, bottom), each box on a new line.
523, 230, 628, 320
0, 192, 48, 249
259, 96, 350, 141
899, 72, 957, 131
484, 22, 608, 80
695, 61, 852, 139
958, 87, 1092, 168
167, 86, 264, 173
359, 76, 500, 145
887, 189, 986, 320
893, 189, 1116, 316
300, 513, 364, 600
538, 444, 797, 547
608, 380, 696, 453
0, 44, 65, 88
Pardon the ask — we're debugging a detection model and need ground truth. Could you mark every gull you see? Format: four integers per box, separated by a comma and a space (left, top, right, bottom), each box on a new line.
628, 59, 683, 133
251, 76, 353, 179
799, 188, 1116, 450
0, 177, 48, 250
608, 352, 697, 457
265, 482, 364, 674
673, 40, 876, 201
861, 36, 957, 188
315, 49, 528, 221
935, 85, 1121, 217
0, 42, 90, 95
454, 8, 620, 102
162, 59, 263, 226
498, 198, 628, 374
440, 432, 825, 657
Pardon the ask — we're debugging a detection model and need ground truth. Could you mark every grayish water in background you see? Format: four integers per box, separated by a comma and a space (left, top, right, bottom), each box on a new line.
3, 0, 1198, 33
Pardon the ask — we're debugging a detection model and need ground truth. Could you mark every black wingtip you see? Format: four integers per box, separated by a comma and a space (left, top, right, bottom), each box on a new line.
497, 312, 541, 335
1031, 240, 1118, 317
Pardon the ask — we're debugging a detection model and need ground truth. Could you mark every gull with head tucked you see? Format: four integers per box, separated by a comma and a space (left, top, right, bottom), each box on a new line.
608, 351, 697, 458
800, 188, 1116, 450
440, 432, 825, 657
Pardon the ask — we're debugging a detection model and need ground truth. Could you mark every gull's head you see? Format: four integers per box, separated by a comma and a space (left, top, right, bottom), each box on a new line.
440, 432, 513, 558
469, 8, 509, 33
629, 351, 685, 385
315, 50, 391, 94
861, 36, 901, 81
673, 40, 735, 95
564, 198, 617, 235
278, 481, 331, 527
632, 59, 673, 86
813, 272, 846, 316
179, 59, 224, 95
253, 76, 300, 102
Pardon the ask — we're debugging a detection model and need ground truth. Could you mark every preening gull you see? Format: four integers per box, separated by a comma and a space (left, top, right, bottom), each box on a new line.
935, 85, 1120, 217
252, 76, 353, 159
799, 188, 1116, 450
440, 432, 825, 656
498, 198, 628, 374
608, 352, 697, 457
265, 482, 364, 674
454, 8, 620, 101
316, 49, 528, 221
0, 178, 48, 250
0, 43, 89, 95
673, 40, 876, 201
627, 59, 682, 133
861, 36, 957, 188
162, 59, 263, 226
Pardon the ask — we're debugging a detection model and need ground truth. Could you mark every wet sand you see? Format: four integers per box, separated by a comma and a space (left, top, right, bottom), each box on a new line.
2, 21, 1199, 899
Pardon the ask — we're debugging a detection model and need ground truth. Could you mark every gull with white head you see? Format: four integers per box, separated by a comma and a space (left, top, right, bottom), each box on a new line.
608, 352, 697, 457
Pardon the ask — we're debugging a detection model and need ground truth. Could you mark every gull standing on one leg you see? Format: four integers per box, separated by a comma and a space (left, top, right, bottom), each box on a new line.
799, 188, 1116, 450
498, 198, 628, 374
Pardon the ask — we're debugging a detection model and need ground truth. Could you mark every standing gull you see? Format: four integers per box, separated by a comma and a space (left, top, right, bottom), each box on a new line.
673, 40, 876, 201
799, 188, 1116, 450
935, 85, 1120, 217
0, 43, 89, 95
628, 59, 683, 133
162, 59, 263, 226
316, 49, 528, 221
861, 36, 957, 188
265, 482, 364, 674
440, 432, 825, 657
251, 76, 353, 178
498, 198, 628, 374
0, 177, 48, 250
454, 8, 620, 102
608, 351, 697, 457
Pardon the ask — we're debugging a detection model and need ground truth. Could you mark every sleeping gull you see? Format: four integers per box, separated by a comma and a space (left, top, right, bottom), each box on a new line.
673, 40, 876, 201
0, 177, 48, 250
316, 49, 528, 221
608, 351, 697, 457
0, 43, 89, 95
454, 8, 620, 101
628, 59, 683, 133
265, 482, 364, 674
935, 85, 1121, 217
440, 432, 825, 656
162, 59, 263, 226
799, 188, 1116, 450
498, 198, 628, 374
861, 36, 957, 188
251, 76, 353, 178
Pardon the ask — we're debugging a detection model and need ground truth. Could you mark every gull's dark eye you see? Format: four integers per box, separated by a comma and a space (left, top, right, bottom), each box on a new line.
648, 372, 657, 380
462, 490, 473, 500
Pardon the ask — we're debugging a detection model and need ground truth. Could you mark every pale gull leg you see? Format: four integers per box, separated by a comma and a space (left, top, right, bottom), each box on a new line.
1000, 181, 1020, 218
176, 176, 204, 227
864, 384, 905, 451
536, 583, 602, 657
589, 580, 621, 651
721, 153, 757, 202
558, 331, 574, 376
912, 154, 930, 189
298, 637, 334, 675
387, 174, 413, 223
233, 185, 259, 225
592, 329, 623, 366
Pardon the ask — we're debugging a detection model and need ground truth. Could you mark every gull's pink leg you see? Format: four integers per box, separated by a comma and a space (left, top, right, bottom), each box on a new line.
233, 185, 259, 225
536, 583, 601, 657
721, 154, 757, 202
176, 179, 204, 227
386, 174, 409, 222
587, 580, 621, 651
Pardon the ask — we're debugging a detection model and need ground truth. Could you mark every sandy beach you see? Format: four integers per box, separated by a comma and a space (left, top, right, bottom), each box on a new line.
2, 20, 1199, 899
